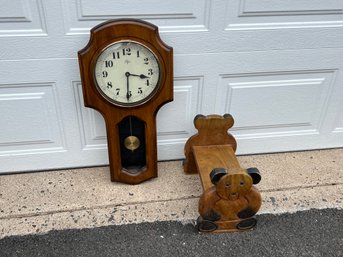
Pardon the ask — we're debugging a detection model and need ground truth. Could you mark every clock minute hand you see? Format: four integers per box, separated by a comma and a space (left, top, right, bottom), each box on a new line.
125, 72, 131, 100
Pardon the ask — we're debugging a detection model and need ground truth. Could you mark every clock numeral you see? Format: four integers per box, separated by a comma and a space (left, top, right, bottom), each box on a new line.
146, 80, 150, 86
105, 60, 113, 68
148, 69, 153, 75
123, 48, 131, 56
136, 51, 140, 58
115, 88, 120, 95
112, 52, 120, 59
102, 71, 108, 78
138, 87, 143, 94
144, 58, 149, 65
107, 81, 113, 89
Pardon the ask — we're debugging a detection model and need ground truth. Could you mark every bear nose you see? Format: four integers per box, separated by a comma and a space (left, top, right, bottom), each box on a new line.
230, 192, 239, 200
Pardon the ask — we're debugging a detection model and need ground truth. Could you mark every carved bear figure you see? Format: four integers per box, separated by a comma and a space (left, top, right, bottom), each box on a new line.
183, 114, 237, 174
197, 167, 262, 232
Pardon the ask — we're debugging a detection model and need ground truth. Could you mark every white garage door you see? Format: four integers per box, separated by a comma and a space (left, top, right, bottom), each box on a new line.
1, 0, 343, 173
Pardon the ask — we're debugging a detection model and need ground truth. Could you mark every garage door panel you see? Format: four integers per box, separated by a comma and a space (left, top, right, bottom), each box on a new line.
0, 0, 47, 37
219, 70, 336, 133
62, 0, 211, 35
240, 0, 341, 13
0, 82, 65, 156
0, 59, 83, 172
226, 0, 343, 30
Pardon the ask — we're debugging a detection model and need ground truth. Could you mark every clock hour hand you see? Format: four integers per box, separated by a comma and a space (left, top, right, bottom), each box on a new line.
138, 74, 150, 79
127, 72, 150, 79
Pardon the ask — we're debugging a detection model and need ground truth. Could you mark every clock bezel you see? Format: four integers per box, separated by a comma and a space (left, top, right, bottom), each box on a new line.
91, 39, 162, 108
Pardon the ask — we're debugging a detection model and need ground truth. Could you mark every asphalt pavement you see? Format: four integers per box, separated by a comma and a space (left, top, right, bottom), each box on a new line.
0, 208, 342, 257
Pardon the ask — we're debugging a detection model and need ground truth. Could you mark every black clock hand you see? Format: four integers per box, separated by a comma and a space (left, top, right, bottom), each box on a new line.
139, 74, 150, 79
128, 73, 150, 79
125, 72, 131, 100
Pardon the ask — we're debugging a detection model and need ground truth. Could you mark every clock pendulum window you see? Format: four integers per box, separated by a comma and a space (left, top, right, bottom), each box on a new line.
78, 19, 173, 184
118, 116, 146, 173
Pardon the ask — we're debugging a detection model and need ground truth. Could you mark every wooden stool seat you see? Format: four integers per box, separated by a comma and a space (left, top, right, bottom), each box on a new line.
193, 145, 240, 191
183, 114, 262, 233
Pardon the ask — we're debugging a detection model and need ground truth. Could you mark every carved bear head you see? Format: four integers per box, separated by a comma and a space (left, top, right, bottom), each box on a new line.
210, 168, 255, 200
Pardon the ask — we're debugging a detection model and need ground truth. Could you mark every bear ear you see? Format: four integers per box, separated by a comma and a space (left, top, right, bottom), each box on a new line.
193, 114, 206, 128
223, 113, 235, 128
247, 167, 261, 184
210, 168, 228, 185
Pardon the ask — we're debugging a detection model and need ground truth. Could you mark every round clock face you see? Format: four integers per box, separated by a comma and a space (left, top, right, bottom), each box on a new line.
94, 40, 161, 106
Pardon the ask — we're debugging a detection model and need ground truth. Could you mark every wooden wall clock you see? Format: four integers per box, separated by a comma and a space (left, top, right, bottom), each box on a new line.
78, 19, 173, 184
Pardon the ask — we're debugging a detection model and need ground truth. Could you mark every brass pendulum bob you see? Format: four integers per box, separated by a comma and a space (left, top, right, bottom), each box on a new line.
124, 135, 140, 151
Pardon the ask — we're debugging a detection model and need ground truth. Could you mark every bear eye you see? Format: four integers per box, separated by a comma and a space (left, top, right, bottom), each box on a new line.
225, 183, 230, 188
240, 181, 245, 186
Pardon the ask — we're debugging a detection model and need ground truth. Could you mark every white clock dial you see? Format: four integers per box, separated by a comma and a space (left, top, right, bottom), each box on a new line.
94, 41, 161, 106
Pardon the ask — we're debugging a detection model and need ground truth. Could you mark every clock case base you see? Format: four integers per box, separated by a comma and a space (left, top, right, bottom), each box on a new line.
78, 19, 173, 184
106, 113, 159, 184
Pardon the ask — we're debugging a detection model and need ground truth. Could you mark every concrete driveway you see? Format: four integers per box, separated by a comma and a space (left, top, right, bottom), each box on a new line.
0, 148, 342, 256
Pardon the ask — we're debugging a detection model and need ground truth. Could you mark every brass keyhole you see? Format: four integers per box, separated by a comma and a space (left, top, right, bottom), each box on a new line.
124, 136, 140, 151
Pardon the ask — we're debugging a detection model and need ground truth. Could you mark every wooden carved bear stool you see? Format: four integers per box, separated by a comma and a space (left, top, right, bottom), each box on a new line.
183, 114, 262, 233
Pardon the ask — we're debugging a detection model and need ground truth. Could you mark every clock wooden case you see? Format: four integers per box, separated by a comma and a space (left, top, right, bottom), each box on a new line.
78, 19, 173, 184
